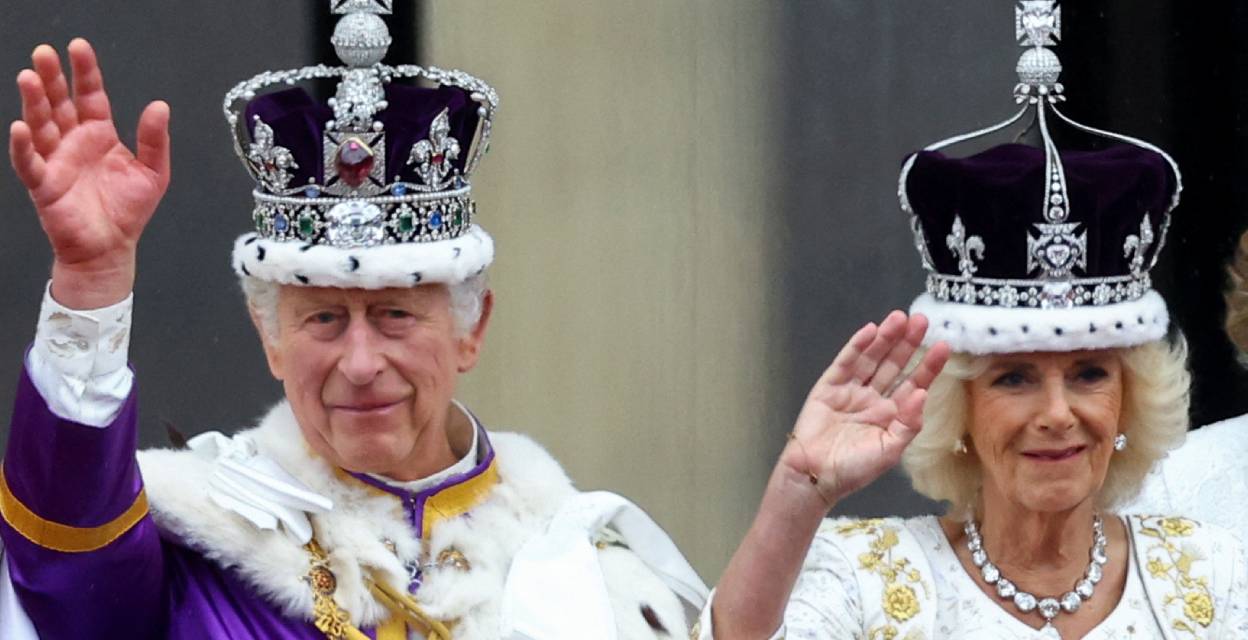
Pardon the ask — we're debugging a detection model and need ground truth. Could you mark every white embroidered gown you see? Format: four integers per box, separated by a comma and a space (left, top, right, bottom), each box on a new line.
696, 515, 1248, 640
1123, 414, 1248, 537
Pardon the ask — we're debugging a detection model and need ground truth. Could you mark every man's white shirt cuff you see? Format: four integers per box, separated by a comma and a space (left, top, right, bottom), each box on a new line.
26, 282, 134, 427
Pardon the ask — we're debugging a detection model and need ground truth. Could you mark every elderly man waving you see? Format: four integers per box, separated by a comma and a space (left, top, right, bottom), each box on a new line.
0, 5, 705, 639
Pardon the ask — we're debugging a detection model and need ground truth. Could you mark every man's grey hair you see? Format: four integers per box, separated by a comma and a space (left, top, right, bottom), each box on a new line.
240, 273, 489, 338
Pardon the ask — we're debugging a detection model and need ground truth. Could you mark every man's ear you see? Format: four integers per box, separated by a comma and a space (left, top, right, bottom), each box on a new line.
249, 306, 285, 381
456, 289, 494, 373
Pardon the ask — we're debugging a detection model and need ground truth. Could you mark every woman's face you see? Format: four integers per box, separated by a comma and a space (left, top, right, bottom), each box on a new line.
965, 349, 1123, 515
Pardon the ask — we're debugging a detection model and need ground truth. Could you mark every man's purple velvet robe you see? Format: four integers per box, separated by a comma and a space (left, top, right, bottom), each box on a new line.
0, 365, 390, 639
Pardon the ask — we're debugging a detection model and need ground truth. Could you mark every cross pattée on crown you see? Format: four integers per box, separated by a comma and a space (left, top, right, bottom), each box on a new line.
331, 0, 393, 15
1016, 0, 1060, 47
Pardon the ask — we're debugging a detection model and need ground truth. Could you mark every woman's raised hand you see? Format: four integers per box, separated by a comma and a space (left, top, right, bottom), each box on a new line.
781, 310, 950, 507
710, 312, 951, 639
9, 39, 170, 308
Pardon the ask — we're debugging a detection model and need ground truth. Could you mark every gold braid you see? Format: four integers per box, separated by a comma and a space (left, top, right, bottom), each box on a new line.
368, 579, 453, 640
304, 540, 453, 640
304, 541, 370, 640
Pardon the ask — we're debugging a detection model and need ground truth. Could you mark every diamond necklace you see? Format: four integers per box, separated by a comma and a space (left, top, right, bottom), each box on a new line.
963, 514, 1107, 637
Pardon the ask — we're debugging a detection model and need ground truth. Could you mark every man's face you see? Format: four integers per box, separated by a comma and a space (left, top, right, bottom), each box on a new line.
255, 284, 490, 479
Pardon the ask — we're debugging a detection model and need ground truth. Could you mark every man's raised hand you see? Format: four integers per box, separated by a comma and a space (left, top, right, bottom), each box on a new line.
9, 39, 170, 309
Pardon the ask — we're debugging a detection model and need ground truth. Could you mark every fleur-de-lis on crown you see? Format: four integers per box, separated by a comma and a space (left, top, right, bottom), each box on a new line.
248, 118, 299, 192
1123, 216, 1155, 277
408, 109, 461, 190
947, 215, 986, 277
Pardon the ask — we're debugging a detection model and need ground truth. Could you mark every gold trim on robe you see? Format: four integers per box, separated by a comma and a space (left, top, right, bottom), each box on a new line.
422, 459, 500, 537
0, 466, 149, 553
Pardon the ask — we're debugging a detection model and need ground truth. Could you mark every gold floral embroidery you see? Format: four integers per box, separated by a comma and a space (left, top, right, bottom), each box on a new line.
836, 519, 929, 640
1138, 516, 1215, 636
1183, 592, 1214, 627
1161, 518, 1195, 537
883, 583, 920, 622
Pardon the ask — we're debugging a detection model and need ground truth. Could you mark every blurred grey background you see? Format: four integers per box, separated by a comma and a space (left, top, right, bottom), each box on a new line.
1, 1, 1242, 580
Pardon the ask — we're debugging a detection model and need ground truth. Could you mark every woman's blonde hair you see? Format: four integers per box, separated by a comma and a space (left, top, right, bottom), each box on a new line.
1225, 229, 1248, 356
901, 338, 1191, 513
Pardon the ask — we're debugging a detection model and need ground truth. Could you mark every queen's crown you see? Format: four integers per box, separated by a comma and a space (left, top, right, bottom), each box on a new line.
224, 0, 497, 249
899, 0, 1181, 312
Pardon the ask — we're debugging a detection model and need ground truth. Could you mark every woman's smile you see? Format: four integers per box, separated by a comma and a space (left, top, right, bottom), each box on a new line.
1020, 445, 1086, 463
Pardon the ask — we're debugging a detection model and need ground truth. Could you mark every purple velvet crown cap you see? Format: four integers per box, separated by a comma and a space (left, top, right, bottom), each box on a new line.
905, 143, 1177, 282
243, 83, 481, 188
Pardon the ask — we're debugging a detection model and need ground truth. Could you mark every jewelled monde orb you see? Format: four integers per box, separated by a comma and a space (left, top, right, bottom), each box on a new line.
332, 11, 391, 67
326, 200, 386, 248
336, 137, 375, 188
1017, 47, 1062, 87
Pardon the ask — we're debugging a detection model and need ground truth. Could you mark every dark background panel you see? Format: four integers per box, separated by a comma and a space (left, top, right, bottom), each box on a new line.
1060, 0, 1248, 429
777, 1, 1019, 518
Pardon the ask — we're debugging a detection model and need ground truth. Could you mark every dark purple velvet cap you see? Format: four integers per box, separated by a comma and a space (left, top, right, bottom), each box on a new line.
243, 83, 481, 186
906, 143, 1177, 280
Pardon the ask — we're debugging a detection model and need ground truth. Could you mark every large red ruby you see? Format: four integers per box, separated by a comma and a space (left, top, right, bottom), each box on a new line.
432, 153, 445, 166
336, 138, 375, 188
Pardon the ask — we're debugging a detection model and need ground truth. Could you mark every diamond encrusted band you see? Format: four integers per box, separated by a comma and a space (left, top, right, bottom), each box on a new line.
927, 273, 1152, 309
251, 185, 474, 248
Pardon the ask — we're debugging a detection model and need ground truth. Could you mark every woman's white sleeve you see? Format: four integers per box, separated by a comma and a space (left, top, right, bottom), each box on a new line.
693, 522, 863, 640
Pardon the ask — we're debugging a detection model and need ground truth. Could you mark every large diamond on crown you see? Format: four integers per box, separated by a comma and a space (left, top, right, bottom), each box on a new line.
1027, 222, 1086, 278
325, 200, 386, 248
